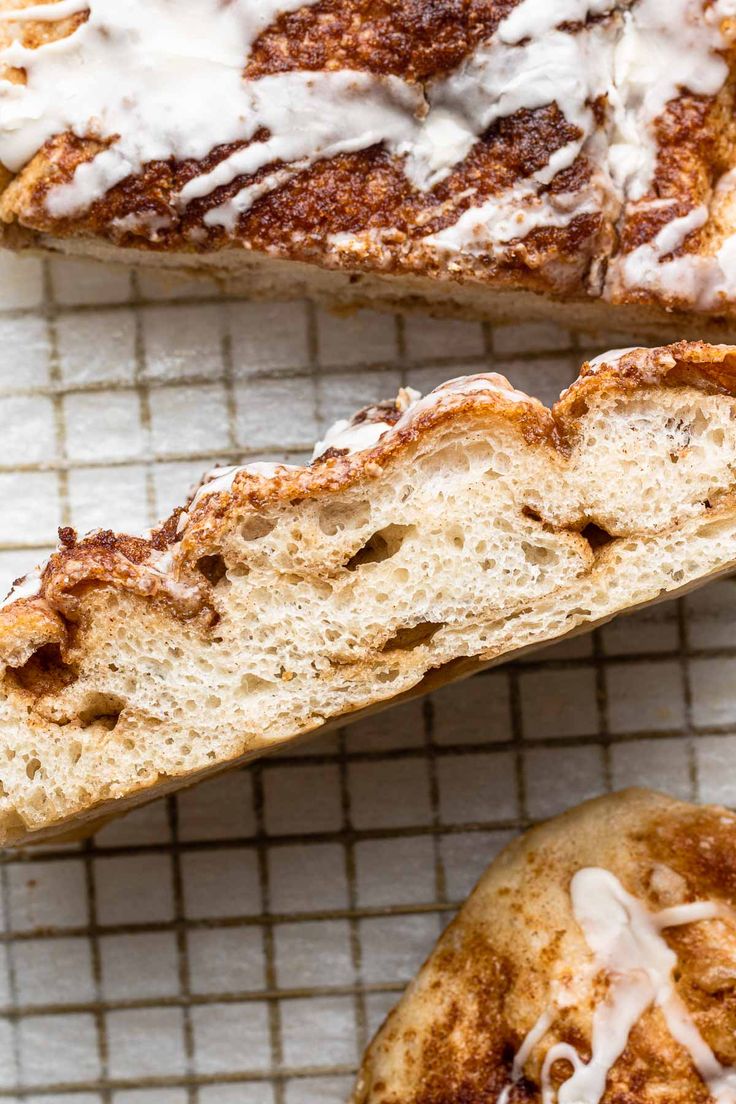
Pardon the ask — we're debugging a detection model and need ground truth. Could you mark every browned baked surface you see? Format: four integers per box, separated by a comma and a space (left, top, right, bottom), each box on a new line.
2, 1, 735, 322
351, 789, 736, 1104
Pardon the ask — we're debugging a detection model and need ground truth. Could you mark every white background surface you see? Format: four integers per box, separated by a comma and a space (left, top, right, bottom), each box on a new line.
1, 251, 735, 1101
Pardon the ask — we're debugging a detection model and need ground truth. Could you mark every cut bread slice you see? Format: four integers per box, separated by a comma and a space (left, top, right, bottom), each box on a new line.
2, 1, 736, 333
350, 787, 736, 1104
2, 342, 736, 845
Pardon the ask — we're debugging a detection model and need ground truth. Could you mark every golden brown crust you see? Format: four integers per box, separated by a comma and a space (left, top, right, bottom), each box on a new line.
0, 0, 644, 305
1, 340, 732, 647
4, 1, 736, 319
608, 77, 736, 314
245, 0, 516, 83
0, 109, 601, 299
352, 789, 736, 1104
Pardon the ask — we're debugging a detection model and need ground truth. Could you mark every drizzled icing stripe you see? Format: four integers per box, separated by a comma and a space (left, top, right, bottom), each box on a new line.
498, 867, 736, 1104
0, 0, 734, 257
0, 563, 41, 608
610, 172, 736, 309
0, 0, 610, 235
0, 0, 86, 21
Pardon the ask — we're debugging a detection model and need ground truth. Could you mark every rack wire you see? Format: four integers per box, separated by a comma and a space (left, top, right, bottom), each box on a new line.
0, 250, 734, 1102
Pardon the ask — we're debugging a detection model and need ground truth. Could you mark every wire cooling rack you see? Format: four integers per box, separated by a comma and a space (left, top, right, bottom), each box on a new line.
0, 250, 736, 1102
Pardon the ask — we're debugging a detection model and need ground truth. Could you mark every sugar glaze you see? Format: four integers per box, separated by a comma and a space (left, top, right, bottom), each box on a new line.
498, 867, 736, 1104
1, 0, 735, 269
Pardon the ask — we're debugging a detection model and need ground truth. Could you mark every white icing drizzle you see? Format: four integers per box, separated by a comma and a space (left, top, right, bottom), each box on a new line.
616, 205, 711, 303
607, 0, 735, 202
311, 418, 395, 462
613, 169, 736, 309
0, 0, 733, 262
0, 0, 87, 21
109, 209, 173, 241
585, 346, 641, 370
498, 867, 736, 1104
189, 460, 297, 508
0, 563, 42, 608
426, 185, 599, 256
311, 376, 529, 461
193, 73, 426, 229
309, 387, 419, 460
405, 374, 531, 421
434, 0, 736, 255
420, 4, 612, 186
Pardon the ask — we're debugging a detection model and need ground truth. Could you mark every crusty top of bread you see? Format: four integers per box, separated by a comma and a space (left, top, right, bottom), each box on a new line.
3, 339, 735, 633
1, 1, 736, 317
2, 341, 736, 846
351, 788, 736, 1104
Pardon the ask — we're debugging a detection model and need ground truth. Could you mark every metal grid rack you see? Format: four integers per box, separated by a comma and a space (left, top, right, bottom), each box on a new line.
0, 250, 735, 1102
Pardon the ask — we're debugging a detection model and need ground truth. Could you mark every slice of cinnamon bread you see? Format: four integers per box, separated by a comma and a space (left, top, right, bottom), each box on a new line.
0, 342, 736, 845
1, 1, 736, 331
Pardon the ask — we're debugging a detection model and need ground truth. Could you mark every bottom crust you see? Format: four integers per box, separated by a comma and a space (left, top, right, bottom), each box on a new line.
13, 230, 736, 343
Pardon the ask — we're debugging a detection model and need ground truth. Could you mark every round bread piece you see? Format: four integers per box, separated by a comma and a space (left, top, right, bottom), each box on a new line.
352, 788, 736, 1104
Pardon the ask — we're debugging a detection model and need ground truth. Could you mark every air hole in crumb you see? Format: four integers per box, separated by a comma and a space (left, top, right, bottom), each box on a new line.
78, 693, 125, 731
241, 516, 275, 541
7, 644, 78, 697
381, 621, 443, 652
521, 541, 557, 566
26, 757, 41, 780
422, 443, 470, 474
581, 523, 614, 551
319, 499, 371, 535
197, 553, 227, 586
522, 505, 543, 523
447, 526, 464, 550
345, 524, 412, 571
239, 673, 273, 695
